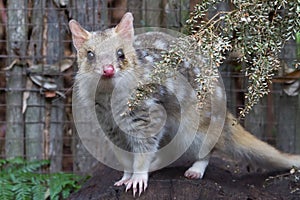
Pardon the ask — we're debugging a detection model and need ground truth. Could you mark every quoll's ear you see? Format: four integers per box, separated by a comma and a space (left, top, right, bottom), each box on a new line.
115, 12, 134, 41
69, 20, 91, 50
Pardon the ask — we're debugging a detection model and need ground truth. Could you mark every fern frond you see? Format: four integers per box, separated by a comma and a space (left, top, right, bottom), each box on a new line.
0, 158, 87, 200
0, 179, 14, 200
0, 159, 7, 168
16, 159, 50, 174
12, 181, 32, 200
32, 184, 47, 200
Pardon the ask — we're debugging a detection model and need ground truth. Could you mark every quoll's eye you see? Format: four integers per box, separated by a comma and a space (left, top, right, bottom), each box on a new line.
117, 48, 125, 60
87, 51, 95, 61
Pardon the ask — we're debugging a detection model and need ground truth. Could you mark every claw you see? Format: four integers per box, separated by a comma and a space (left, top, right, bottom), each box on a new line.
139, 180, 146, 196
114, 179, 128, 186
133, 181, 137, 197
115, 172, 132, 187
138, 180, 143, 196
125, 181, 132, 192
122, 173, 148, 196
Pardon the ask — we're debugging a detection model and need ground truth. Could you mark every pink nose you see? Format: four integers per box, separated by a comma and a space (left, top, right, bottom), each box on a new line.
103, 65, 115, 77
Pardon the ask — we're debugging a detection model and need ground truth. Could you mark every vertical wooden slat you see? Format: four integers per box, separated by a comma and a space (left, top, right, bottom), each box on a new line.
165, 0, 179, 28
296, 33, 300, 154
220, 65, 238, 116
25, 90, 45, 161
128, 0, 143, 27
25, 0, 46, 161
143, 0, 162, 27
274, 91, 298, 153
46, 0, 65, 172
5, 0, 27, 158
71, 0, 107, 31
215, 2, 239, 117
180, 0, 190, 28
5, 66, 25, 158
100, 0, 109, 28
164, 0, 190, 29
244, 97, 267, 140
274, 39, 299, 153
296, 94, 300, 153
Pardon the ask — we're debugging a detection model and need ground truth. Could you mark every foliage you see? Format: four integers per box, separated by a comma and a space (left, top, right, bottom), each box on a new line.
130, 0, 300, 118
0, 157, 87, 200
128, 31, 231, 111
186, 0, 299, 117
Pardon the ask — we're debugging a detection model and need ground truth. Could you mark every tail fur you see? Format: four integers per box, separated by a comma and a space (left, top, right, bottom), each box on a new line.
216, 112, 300, 170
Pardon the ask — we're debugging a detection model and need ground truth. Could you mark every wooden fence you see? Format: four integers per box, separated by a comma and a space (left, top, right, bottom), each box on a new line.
0, 0, 299, 173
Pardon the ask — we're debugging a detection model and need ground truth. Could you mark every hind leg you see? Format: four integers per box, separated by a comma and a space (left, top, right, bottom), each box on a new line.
184, 155, 210, 179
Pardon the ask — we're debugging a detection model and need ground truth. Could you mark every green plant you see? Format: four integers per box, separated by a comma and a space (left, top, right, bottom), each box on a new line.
0, 157, 87, 200
185, 0, 299, 117
129, 0, 300, 118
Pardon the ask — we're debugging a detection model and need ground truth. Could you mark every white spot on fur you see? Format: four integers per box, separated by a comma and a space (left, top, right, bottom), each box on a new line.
139, 50, 148, 57
154, 40, 167, 49
215, 86, 223, 98
193, 67, 200, 74
183, 61, 190, 69
145, 56, 154, 63
211, 116, 218, 122
135, 40, 141, 46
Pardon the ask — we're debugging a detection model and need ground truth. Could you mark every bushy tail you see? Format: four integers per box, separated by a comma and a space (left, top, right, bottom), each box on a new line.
216, 113, 300, 170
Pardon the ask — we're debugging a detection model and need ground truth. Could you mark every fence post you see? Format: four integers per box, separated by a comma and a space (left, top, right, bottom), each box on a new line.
128, 0, 143, 27
296, 33, 300, 154
296, 94, 300, 153
274, 91, 298, 153
244, 97, 268, 140
25, 0, 46, 162
46, 0, 66, 172
164, 0, 190, 29
143, 0, 163, 27
5, 0, 27, 158
274, 39, 299, 153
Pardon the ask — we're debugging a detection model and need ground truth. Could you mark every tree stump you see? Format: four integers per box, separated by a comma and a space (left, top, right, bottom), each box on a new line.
68, 154, 300, 199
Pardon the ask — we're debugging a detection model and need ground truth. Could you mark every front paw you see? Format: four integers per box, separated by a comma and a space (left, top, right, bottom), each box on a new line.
114, 172, 132, 186
125, 173, 148, 197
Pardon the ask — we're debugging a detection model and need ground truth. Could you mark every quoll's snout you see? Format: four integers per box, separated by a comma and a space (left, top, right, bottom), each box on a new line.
103, 64, 115, 78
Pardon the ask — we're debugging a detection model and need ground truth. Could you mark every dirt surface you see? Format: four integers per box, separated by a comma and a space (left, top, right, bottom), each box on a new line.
68, 154, 300, 200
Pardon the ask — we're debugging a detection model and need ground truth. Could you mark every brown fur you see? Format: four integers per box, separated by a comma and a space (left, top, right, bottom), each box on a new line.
216, 113, 300, 169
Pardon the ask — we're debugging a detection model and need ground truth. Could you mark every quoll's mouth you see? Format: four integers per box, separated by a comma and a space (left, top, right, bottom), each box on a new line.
102, 64, 115, 78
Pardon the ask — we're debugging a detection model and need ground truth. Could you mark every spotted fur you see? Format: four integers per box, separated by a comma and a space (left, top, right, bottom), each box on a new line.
69, 12, 300, 197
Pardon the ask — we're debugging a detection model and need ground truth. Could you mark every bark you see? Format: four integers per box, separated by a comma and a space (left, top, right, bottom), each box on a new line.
164, 0, 190, 29
46, 0, 65, 172
142, 0, 163, 27
5, 0, 27, 158
25, 0, 46, 162
127, 0, 143, 27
